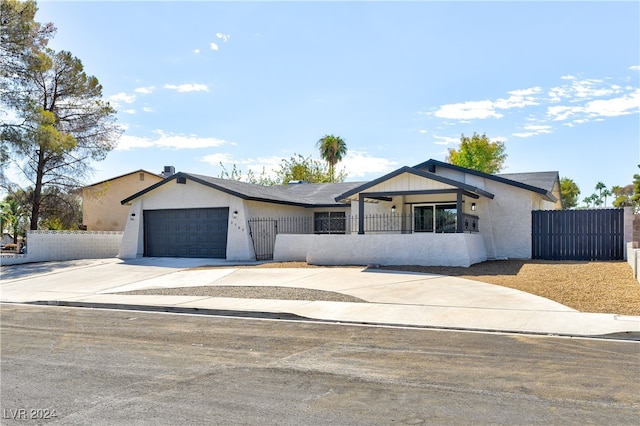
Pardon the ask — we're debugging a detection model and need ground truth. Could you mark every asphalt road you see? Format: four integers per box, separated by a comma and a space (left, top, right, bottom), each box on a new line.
1, 304, 639, 425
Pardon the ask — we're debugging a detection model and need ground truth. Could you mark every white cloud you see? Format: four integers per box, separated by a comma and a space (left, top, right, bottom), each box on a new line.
583, 88, 640, 117
109, 92, 136, 104
549, 78, 622, 103
433, 100, 503, 120
243, 156, 284, 177
142, 106, 153, 113
432, 86, 541, 120
508, 87, 542, 97
134, 86, 154, 95
164, 83, 209, 93
194, 49, 200, 54
512, 124, 552, 138
201, 153, 233, 166
122, 109, 136, 115
494, 93, 540, 109
547, 105, 580, 121
216, 33, 230, 42
547, 88, 639, 121
512, 132, 536, 138
419, 129, 428, 134
153, 130, 229, 149
629, 65, 640, 71
432, 135, 459, 145
341, 151, 398, 178
116, 130, 230, 151
210, 42, 219, 51
116, 134, 155, 150
200, 155, 283, 181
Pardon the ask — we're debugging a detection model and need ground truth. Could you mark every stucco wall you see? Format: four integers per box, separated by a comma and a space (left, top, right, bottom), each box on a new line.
274, 233, 487, 267
482, 181, 536, 259
1, 230, 122, 266
119, 178, 257, 260
626, 242, 639, 284
82, 171, 162, 231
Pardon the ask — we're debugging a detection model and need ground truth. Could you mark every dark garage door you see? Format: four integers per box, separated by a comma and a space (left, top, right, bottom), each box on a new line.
144, 208, 229, 258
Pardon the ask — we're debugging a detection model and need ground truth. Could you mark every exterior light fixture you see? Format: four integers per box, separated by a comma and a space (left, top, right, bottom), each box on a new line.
232, 211, 238, 219
391, 205, 396, 214
471, 203, 476, 211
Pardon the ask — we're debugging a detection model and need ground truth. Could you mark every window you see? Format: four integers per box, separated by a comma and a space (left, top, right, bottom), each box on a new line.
139, 173, 145, 181
414, 204, 457, 233
314, 212, 346, 234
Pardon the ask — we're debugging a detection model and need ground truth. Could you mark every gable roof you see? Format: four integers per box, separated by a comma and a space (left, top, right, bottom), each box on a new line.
82, 169, 163, 189
121, 172, 365, 207
414, 159, 558, 202
120, 159, 559, 207
334, 166, 495, 202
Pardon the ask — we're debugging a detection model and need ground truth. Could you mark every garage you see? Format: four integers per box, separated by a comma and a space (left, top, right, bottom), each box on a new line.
143, 208, 229, 258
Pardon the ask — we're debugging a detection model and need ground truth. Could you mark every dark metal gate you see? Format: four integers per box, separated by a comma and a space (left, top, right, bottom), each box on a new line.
531, 209, 624, 260
248, 218, 277, 260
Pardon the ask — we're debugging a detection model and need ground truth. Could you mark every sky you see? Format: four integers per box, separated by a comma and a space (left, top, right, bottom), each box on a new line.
23, 0, 640, 204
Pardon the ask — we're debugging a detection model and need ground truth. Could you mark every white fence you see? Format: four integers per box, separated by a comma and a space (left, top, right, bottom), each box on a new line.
627, 242, 640, 284
0, 230, 123, 266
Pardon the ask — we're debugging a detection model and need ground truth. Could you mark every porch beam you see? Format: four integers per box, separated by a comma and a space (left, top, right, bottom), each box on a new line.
362, 189, 480, 199
456, 190, 463, 233
358, 196, 365, 234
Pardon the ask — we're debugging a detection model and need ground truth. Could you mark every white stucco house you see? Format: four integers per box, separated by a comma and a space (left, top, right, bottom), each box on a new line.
118, 159, 561, 267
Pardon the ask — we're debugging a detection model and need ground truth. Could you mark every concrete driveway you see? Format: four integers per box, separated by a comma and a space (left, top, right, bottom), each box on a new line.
1, 257, 639, 338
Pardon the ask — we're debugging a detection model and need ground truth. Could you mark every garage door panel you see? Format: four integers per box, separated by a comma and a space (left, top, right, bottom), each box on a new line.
144, 208, 229, 258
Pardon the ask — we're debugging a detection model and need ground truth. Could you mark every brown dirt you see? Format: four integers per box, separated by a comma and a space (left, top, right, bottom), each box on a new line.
245, 260, 640, 316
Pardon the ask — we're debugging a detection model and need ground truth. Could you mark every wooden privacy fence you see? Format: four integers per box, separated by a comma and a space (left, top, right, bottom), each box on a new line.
531, 209, 624, 260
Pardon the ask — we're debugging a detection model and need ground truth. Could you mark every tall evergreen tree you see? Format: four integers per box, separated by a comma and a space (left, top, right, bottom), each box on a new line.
1, 0, 120, 229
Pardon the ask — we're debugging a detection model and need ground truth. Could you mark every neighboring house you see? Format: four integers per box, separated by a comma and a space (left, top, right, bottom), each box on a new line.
118, 159, 561, 267
81, 169, 165, 231
1, 232, 15, 245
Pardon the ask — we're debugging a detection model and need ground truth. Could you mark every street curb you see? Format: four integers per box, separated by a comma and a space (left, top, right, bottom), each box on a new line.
11, 300, 640, 342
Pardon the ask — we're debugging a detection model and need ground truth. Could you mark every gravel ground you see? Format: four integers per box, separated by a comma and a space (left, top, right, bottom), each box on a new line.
120, 286, 366, 303
121, 260, 640, 316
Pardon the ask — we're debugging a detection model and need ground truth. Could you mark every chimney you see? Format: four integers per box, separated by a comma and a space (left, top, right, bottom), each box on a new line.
161, 166, 175, 178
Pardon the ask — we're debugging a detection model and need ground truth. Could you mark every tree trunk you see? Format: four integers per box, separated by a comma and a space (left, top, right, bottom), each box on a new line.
30, 149, 45, 230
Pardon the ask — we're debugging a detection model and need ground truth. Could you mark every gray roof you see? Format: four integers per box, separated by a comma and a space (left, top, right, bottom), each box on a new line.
414, 159, 558, 202
121, 160, 559, 206
496, 172, 559, 195
121, 172, 365, 207
188, 173, 366, 206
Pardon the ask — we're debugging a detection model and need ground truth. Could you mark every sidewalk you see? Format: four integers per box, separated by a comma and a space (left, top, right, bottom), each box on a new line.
1, 258, 639, 339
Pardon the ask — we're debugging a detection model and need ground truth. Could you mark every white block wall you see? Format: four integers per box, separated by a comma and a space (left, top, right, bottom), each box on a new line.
0, 230, 123, 266
274, 233, 487, 267
627, 242, 639, 284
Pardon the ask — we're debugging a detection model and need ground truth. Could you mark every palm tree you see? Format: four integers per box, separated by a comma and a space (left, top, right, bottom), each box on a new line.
316, 134, 347, 182
582, 196, 592, 209
601, 188, 612, 207
595, 181, 606, 204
